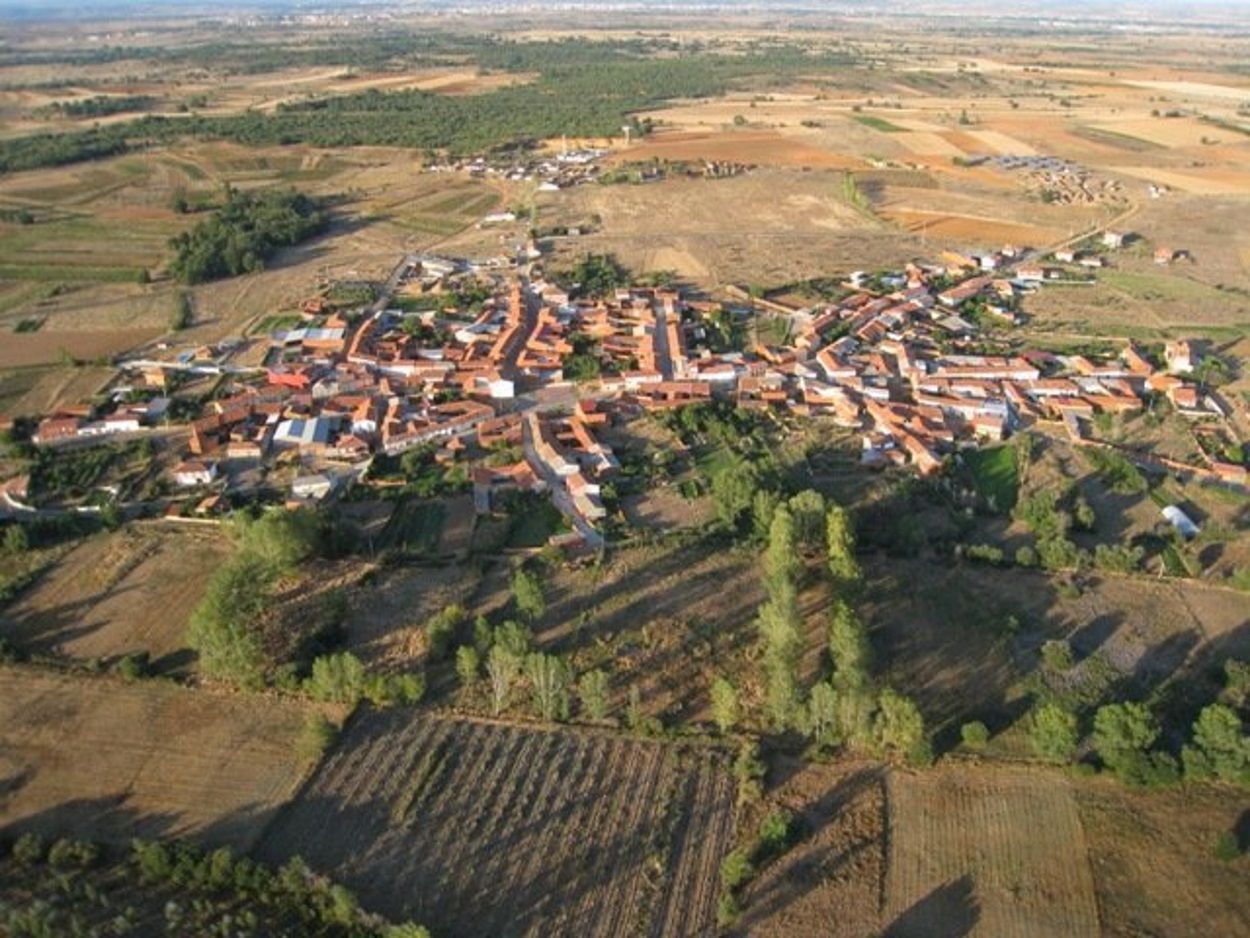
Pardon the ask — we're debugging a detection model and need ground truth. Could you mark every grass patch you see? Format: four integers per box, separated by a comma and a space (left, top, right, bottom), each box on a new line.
252, 313, 304, 335
853, 114, 905, 133
0, 264, 146, 283
962, 444, 1019, 512
1070, 125, 1165, 152
506, 498, 565, 548
378, 499, 446, 556
13, 318, 43, 333
1099, 269, 1227, 305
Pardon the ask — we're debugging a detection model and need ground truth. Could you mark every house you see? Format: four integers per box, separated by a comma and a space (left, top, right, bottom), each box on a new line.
1154, 247, 1176, 265
1102, 230, 1128, 249
1165, 340, 1195, 375
1162, 505, 1199, 539
173, 459, 218, 487
290, 473, 336, 502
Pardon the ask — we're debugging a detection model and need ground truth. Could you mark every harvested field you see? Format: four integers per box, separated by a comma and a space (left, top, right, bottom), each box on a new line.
0, 667, 321, 850
4, 526, 229, 672
0, 364, 113, 418
257, 711, 736, 938
0, 327, 160, 367
1076, 777, 1250, 937
1111, 165, 1250, 195
737, 760, 887, 937
881, 208, 1062, 248
1091, 117, 1244, 148
612, 129, 860, 169
894, 132, 966, 158
885, 766, 1100, 938
964, 129, 1037, 155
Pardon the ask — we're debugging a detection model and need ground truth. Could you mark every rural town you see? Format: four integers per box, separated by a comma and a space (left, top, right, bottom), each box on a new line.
0, 2, 1248, 936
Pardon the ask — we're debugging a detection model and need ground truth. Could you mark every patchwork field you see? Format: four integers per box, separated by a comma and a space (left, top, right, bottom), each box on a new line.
258, 711, 736, 937
0, 364, 114, 418
4, 526, 229, 673
0, 667, 322, 850
885, 766, 1100, 938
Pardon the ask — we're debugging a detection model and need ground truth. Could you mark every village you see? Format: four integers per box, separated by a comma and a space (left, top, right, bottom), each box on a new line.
3, 221, 1242, 554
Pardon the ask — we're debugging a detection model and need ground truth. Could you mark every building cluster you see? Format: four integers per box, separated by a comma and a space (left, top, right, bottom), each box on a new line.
15, 237, 1244, 547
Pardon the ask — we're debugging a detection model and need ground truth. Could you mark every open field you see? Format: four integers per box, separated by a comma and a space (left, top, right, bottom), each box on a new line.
737, 760, 886, 937
4, 525, 228, 673
611, 128, 862, 169
258, 710, 736, 937
865, 556, 1250, 747
0, 667, 322, 850
885, 765, 1100, 938
1076, 777, 1250, 936
0, 363, 113, 418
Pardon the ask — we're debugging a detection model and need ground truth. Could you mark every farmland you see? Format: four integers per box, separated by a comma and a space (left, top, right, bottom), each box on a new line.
258, 710, 736, 937
0, 667, 327, 850
4, 525, 229, 673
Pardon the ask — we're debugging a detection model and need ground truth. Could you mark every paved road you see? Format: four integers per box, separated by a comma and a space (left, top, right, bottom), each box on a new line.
520, 413, 604, 549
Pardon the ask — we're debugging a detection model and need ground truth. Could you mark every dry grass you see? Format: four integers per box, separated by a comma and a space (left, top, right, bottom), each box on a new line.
0, 667, 326, 850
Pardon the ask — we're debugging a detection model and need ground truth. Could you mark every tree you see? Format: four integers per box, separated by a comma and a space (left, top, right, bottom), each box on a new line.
455, 645, 481, 687
710, 676, 740, 733
763, 504, 800, 592
758, 589, 801, 729
1029, 702, 1079, 764
425, 604, 465, 661
808, 681, 839, 745
3, 524, 29, 555
305, 652, 367, 704
733, 741, 766, 806
486, 645, 521, 716
1093, 702, 1159, 777
1040, 639, 1074, 672
874, 688, 930, 765
750, 489, 781, 543
1182, 704, 1250, 784
526, 653, 571, 721
578, 668, 610, 721
828, 598, 871, 689
171, 291, 193, 331
511, 567, 545, 621
826, 505, 861, 585
788, 489, 826, 549
298, 713, 338, 761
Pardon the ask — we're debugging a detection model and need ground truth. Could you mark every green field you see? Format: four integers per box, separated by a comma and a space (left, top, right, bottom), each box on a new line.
853, 114, 905, 133
961, 444, 1019, 512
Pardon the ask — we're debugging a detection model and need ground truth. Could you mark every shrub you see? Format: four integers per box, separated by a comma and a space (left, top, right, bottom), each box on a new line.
1214, 831, 1243, 862
1029, 702, 1078, 764
577, 668, 610, 721
719, 847, 753, 891
455, 644, 481, 687
1041, 639, 1074, 672
11, 832, 45, 865
424, 604, 465, 661
298, 713, 338, 761
47, 837, 99, 870
961, 721, 990, 750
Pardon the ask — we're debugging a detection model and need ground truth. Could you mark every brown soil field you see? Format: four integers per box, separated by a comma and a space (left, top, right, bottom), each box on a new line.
257, 711, 736, 937
613, 129, 861, 169
885, 765, 1100, 937
736, 760, 887, 937
0, 327, 162, 368
0, 364, 113, 418
1075, 777, 1250, 936
4, 526, 229, 673
1111, 165, 1250, 196
0, 667, 323, 849
881, 208, 1064, 249
550, 169, 918, 285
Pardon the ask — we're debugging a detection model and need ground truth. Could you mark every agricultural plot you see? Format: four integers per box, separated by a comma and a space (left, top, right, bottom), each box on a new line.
885, 766, 1100, 938
0, 667, 321, 850
737, 760, 887, 936
257, 712, 736, 938
4, 526, 229, 672
1076, 778, 1250, 936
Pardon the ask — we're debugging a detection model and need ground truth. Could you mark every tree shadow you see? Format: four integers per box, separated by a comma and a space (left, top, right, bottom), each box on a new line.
884, 873, 980, 938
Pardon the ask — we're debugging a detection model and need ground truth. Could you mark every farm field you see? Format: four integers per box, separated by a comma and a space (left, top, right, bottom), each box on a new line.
884, 765, 1101, 938
736, 760, 887, 936
0, 363, 114, 418
3, 525, 229, 672
1075, 777, 1250, 936
257, 710, 736, 937
0, 667, 324, 850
